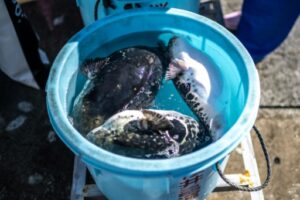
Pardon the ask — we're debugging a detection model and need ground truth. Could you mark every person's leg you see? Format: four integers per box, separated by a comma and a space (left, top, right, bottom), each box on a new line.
236, 0, 300, 63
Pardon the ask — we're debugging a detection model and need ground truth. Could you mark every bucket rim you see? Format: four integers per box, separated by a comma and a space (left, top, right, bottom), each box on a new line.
46, 8, 260, 175
113, 0, 169, 2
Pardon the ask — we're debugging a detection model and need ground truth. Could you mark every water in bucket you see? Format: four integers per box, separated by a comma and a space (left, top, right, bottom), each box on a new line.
46, 9, 259, 200
70, 33, 219, 159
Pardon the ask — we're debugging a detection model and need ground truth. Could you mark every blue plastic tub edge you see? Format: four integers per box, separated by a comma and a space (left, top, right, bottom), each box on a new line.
46, 8, 260, 176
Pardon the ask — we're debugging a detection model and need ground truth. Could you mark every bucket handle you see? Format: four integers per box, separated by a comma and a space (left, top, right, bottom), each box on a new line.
94, 0, 101, 20
216, 126, 271, 192
94, 0, 115, 20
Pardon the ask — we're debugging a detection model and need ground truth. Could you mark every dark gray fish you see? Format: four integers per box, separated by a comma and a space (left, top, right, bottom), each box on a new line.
166, 36, 225, 140
72, 47, 164, 134
86, 109, 208, 158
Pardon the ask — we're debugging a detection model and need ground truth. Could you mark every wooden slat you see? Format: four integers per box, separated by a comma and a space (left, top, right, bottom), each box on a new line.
70, 135, 265, 199
70, 156, 87, 200
241, 133, 265, 200
16, 0, 36, 4
213, 174, 250, 192
83, 184, 104, 198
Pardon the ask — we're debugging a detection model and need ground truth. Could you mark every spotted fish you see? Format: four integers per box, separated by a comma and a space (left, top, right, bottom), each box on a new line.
72, 47, 164, 134
166, 36, 225, 139
86, 109, 207, 158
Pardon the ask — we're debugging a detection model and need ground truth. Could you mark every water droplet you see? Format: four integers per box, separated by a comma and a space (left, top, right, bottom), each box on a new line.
53, 15, 65, 26
18, 101, 33, 113
47, 131, 57, 143
28, 173, 43, 185
5, 115, 27, 132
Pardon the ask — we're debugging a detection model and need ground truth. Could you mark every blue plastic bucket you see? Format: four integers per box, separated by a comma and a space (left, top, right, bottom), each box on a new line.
46, 8, 260, 200
76, 0, 200, 25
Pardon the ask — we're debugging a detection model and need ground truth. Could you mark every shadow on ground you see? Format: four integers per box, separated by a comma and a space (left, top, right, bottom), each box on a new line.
0, 1, 83, 199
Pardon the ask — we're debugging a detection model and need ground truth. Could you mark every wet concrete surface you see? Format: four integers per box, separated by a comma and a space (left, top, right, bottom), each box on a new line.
0, 0, 299, 199
0, 72, 74, 200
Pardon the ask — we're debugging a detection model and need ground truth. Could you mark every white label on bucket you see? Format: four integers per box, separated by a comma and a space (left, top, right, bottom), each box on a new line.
177, 170, 204, 200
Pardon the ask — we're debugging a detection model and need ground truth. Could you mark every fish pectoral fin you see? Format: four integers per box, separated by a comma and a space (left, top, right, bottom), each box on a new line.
113, 132, 170, 151
124, 120, 172, 135
142, 110, 174, 131
123, 120, 148, 133
113, 132, 148, 148
165, 58, 187, 80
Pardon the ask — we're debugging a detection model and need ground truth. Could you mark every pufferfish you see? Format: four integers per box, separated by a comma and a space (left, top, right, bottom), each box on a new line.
166, 36, 225, 140
86, 109, 208, 158
71, 47, 165, 134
